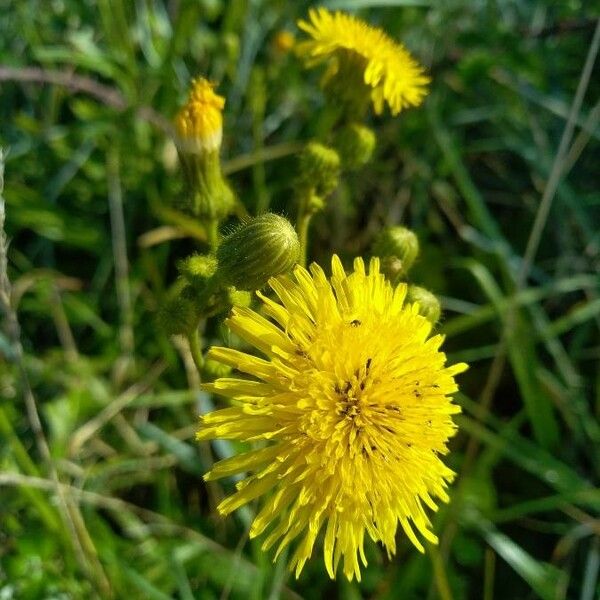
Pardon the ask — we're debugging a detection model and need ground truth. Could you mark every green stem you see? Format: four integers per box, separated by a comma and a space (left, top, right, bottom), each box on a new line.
206, 218, 219, 250
297, 213, 312, 268
428, 542, 454, 600
187, 327, 204, 376
296, 189, 314, 268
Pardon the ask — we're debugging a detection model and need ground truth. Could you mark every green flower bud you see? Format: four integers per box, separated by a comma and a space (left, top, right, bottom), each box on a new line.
174, 79, 237, 222
407, 285, 441, 325
372, 226, 420, 281
334, 123, 376, 170
202, 358, 233, 381
177, 254, 218, 288
216, 214, 300, 291
158, 279, 199, 336
178, 151, 237, 221
306, 191, 326, 215
226, 287, 253, 308
297, 142, 341, 197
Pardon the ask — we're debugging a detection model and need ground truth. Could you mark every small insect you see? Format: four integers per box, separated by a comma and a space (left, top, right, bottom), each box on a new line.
350, 319, 362, 327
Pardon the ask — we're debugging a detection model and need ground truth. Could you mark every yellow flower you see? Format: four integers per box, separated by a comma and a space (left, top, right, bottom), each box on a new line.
297, 8, 429, 116
197, 256, 467, 581
174, 78, 225, 153
272, 30, 295, 53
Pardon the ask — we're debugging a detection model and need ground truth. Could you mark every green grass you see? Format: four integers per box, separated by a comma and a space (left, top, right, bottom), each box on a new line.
1, 1, 599, 598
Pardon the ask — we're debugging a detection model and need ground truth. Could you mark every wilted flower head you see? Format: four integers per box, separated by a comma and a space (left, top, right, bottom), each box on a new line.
297, 8, 429, 116
197, 256, 467, 580
174, 78, 225, 154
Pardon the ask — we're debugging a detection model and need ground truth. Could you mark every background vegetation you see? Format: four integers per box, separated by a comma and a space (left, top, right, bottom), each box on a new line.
1, 1, 599, 598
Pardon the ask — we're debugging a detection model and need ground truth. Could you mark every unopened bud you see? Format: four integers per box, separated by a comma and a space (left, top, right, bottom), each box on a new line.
306, 191, 326, 215
216, 214, 300, 290
297, 142, 340, 197
158, 280, 199, 336
175, 78, 224, 154
272, 30, 295, 54
174, 78, 236, 221
335, 123, 376, 170
226, 287, 253, 308
202, 358, 233, 381
177, 254, 218, 288
372, 226, 419, 280
407, 285, 441, 325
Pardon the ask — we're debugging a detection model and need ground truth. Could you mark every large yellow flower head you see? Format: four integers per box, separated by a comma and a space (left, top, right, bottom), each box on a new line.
197, 256, 467, 581
174, 78, 225, 153
297, 8, 429, 116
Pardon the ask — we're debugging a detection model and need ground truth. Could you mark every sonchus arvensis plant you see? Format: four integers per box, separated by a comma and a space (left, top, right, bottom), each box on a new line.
162, 5, 467, 583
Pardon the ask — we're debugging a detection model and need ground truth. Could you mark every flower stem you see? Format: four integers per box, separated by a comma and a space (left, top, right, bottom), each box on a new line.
206, 218, 219, 250
296, 189, 313, 268
428, 542, 454, 600
187, 327, 204, 376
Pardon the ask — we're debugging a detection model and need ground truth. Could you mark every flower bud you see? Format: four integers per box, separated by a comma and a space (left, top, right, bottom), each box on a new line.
216, 214, 300, 290
158, 280, 199, 336
334, 123, 376, 170
226, 287, 253, 308
272, 30, 295, 54
202, 358, 233, 381
174, 78, 236, 221
372, 226, 419, 281
297, 142, 340, 197
177, 254, 218, 288
175, 78, 224, 154
306, 191, 326, 215
407, 285, 441, 325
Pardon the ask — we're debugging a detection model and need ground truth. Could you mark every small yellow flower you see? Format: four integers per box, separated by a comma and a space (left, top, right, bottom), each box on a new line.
174, 78, 225, 153
272, 30, 295, 53
297, 8, 429, 115
197, 256, 467, 580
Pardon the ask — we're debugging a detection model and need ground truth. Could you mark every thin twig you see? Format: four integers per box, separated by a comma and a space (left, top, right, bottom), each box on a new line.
0, 65, 172, 134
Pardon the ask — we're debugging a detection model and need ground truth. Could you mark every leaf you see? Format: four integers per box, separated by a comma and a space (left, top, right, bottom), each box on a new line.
473, 517, 563, 600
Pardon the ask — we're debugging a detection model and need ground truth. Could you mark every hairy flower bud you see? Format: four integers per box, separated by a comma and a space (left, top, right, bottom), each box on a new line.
372, 226, 419, 281
297, 142, 341, 197
202, 358, 233, 381
158, 280, 199, 336
175, 78, 224, 154
407, 285, 441, 325
177, 254, 218, 288
174, 78, 236, 222
216, 214, 300, 290
225, 287, 253, 308
334, 123, 376, 170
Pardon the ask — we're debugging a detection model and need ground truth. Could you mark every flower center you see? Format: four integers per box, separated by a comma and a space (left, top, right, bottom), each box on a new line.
334, 356, 372, 421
